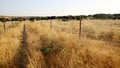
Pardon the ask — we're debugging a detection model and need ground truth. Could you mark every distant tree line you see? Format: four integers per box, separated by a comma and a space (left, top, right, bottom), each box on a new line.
0, 13, 120, 22
92, 14, 120, 19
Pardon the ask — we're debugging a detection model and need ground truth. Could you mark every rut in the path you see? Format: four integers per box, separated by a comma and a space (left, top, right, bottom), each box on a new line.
16, 24, 28, 68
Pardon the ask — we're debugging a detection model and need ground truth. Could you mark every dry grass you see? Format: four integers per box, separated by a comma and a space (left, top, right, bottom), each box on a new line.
0, 21, 19, 33
0, 23, 23, 68
26, 23, 120, 68
38, 20, 120, 40
0, 20, 120, 68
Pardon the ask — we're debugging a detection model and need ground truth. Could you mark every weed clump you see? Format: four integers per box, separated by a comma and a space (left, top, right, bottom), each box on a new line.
40, 36, 64, 56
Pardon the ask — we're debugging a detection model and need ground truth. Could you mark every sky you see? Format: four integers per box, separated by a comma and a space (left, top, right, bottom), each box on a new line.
0, 0, 120, 16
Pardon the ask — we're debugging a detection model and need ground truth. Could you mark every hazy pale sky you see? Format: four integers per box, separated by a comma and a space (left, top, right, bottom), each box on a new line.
0, 0, 120, 16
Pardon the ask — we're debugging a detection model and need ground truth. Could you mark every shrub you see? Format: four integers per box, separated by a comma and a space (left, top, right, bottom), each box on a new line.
40, 37, 64, 56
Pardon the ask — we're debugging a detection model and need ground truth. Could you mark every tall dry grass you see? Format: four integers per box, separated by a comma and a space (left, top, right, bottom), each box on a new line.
26, 23, 120, 68
0, 20, 120, 68
0, 23, 23, 68
0, 21, 19, 33
38, 20, 120, 41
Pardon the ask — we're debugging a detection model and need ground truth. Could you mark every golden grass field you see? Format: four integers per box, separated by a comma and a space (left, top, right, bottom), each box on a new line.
0, 19, 120, 68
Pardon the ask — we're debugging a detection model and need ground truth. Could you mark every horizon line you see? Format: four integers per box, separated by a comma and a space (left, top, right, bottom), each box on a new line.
0, 13, 120, 17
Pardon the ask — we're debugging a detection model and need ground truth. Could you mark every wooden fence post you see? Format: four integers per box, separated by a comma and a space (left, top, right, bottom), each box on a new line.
12, 22, 14, 27
50, 20, 52, 29
3, 22, 6, 31
40, 20, 42, 26
2, 18, 7, 31
79, 16, 82, 38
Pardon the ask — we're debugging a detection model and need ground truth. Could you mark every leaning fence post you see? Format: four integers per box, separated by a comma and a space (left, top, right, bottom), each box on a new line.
79, 16, 82, 38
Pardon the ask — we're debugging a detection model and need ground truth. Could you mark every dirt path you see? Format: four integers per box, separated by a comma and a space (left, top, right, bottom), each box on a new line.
16, 24, 28, 68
